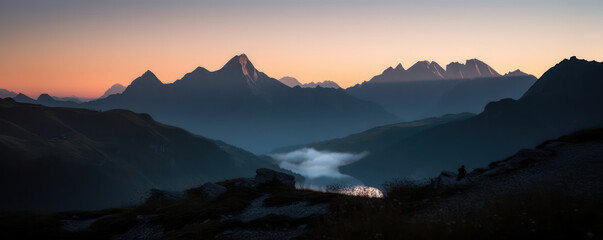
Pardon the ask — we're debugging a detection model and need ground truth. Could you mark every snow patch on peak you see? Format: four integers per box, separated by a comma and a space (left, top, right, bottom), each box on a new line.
239, 54, 259, 84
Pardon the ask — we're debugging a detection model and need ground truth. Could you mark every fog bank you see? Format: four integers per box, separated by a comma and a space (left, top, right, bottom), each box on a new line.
269, 148, 368, 189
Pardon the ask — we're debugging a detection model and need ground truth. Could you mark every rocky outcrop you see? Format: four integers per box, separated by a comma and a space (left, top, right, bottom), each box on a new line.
184, 182, 228, 201
199, 182, 228, 200
255, 168, 296, 187
431, 171, 458, 189
146, 189, 185, 204
431, 148, 555, 190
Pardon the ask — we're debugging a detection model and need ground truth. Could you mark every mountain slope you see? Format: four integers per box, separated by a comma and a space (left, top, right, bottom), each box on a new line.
84, 54, 397, 153
307, 113, 475, 153
429, 75, 537, 115
340, 57, 603, 185
0, 98, 270, 211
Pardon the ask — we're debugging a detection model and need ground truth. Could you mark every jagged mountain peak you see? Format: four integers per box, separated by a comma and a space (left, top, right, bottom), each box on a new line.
221, 54, 260, 84
410, 60, 431, 68
383, 66, 395, 74
37, 94, 55, 102
122, 70, 164, 94
395, 63, 405, 71
504, 69, 529, 77
130, 70, 162, 85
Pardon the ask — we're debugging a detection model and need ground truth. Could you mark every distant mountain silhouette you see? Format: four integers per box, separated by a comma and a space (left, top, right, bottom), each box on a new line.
444, 59, 500, 79
34, 93, 80, 108
11, 93, 91, 106
347, 59, 535, 120
503, 69, 530, 77
301, 80, 341, 89
366, 59, 500, 84
279, 76, 303, 87
12, 93, 36, 104
0, 98, 270, 211
83, 54, 397, 153
405, 61, 446, 81
336, 57, 603, 185
0, 89, 16, 98
278, 77, 341, 89
52, 96, 91, 103
99, 83, 126, 99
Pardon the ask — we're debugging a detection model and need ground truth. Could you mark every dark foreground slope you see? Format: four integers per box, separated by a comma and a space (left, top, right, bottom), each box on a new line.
340, 57, 603, 185
2, 128, 601, 240
0, 98, 270, 211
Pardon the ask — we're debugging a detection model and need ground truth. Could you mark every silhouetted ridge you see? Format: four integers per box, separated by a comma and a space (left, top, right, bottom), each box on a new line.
36, 93, 55, 102
394, 63, 405, 71
121, 70, 164, 95
13, 93, 36, 103
503, 69, 529, 77
131, 70, 162, 86
522, 56, 603, 100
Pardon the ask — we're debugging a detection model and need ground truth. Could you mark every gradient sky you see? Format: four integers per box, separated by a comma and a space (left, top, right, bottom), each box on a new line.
1, 0, 602, 98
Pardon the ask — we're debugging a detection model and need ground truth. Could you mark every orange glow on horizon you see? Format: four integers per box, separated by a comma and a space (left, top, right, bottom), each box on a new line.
1, 1, 601, 98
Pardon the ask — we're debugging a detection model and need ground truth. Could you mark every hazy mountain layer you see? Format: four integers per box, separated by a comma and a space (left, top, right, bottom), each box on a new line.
348, 73, 536, 121
81, 55, 398, 153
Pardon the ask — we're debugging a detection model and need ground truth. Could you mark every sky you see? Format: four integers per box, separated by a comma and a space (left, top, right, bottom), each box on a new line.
0, 0, 602, 98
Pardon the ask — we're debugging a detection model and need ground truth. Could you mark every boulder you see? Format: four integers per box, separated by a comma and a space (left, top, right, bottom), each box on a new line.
199, 182, 227, 200
431, 171, 458, 189
233, 178, 257, 187
255, 168, 296, 187
146, 189, 184, 204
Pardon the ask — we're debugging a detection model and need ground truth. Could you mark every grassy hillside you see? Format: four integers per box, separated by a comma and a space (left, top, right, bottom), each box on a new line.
0, 98, 271, 211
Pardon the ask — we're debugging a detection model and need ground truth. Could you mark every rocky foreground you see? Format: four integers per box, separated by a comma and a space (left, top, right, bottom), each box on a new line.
2, 129, 603, 240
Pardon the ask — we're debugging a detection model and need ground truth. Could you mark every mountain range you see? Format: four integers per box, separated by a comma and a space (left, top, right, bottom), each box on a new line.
0, 98, 271, 211
347, 59, 537, 120
75, 54, 397, 153
7, 56, 539, 153
365, 59, 500, 84
278, 77, 341, 89
308, 57, 603, 185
